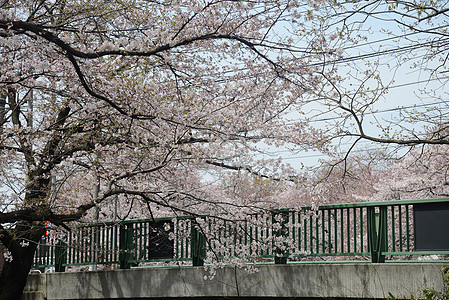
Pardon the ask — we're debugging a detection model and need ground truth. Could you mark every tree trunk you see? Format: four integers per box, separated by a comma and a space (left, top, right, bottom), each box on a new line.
0, 225, 43, 300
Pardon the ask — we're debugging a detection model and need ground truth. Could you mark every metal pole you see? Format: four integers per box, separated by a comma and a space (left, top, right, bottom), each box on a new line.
92, 152, 100, 271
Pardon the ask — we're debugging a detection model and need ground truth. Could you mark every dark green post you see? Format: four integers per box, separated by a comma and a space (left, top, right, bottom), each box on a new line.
368, 207, 387, 263
272, 209, 289, 264
119, 223, 134, 269
54, 239, 67, 272
191, 219, 206, 266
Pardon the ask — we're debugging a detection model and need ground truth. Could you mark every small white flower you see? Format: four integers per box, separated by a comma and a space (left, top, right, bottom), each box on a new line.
3, 250, 13, 262
164, 223, 171, 231
20, 240, 30, 247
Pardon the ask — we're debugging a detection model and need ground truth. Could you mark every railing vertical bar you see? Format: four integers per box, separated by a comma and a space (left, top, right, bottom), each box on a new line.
391, 206, 396, 253
254, 215, 259, 256
186, 219, 189, 260
145, 222, 149, 261
360, 207, 364, 253
92, 224, 97, 262
384, 207, 388, 253
108, 225, 112, 262
43, 236, 48, 265
105, 226, 110, 262
85, 227, 89, 263
291, 210, 297, 252
111, 225, 115, 263
83, 227, 86, 264
353, 207, 357, 253
340, 208, 344, 254
83, 227, 87, 263
175, 219, 179, 260
347, 208, 350, 254
315, 212, 319, 254
304, 213, 308, 253
321, 209, 325, 253
327, 209, 331, 253
254, 215, 259, 257
45, 241, 48, 266
255, 218, 259, 256
94, 226, 99, 263
298, 211, 302, 252
115, 224, 119, 262
188, 218, 192, 259
97, 226, 101, 263
187, 219, 191, 259
68, 231, 72, 265
104, 225, 110, 263
107, 226, 111, 263
92, 226, 96, 263
143, 222, 147, 261
334, 209, 338, 254
141, 222, 145, 261
79, 228, 83, 264
406, 205, 411, 251
180, 221, 184, 259
267, 215, 271, 256
49, 239, 53, 266
96, 225, 100, 263
90, 227, 94, 263
399, 206, 403, 252
114, 224, 119, 262
94, 226, 98, 263
88, 226, 92, 264
100, 225, 104, 263
249, 218, 253, 257
88, 227, 92, 263
98, 225, 105, 262
43, 239, 47, 265
138, 222, 142, 261
132, 223, 137, 261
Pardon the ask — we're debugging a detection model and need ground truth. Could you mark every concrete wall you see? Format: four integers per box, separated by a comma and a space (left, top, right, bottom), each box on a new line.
23, 263, 448, 299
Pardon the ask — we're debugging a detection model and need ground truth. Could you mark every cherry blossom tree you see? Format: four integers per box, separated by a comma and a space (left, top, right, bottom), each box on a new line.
365, 144, 449, 201
0, 0, 341, 298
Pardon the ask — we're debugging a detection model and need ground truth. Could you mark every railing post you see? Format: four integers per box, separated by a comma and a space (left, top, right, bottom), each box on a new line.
119, 223, 134, 269
54, 239, 67, 272
191, 218, 206, 266
272, 209, 289, 264
368, 207, 387, 263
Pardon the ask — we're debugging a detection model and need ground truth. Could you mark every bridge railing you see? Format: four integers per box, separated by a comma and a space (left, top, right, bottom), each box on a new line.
32, 198, 449, 271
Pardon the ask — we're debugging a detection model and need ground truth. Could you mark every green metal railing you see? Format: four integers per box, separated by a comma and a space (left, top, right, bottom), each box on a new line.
32, 198, 449, 271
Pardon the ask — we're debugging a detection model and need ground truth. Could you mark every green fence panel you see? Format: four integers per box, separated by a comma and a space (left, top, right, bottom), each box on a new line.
32, 198, 449, 269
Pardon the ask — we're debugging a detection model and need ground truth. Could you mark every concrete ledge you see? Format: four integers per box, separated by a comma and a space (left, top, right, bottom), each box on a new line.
24, 263, 448, 299
22, 273, 46, 300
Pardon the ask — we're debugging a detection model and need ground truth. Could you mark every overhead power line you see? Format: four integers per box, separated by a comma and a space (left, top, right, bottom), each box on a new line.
282, 76, 449, 125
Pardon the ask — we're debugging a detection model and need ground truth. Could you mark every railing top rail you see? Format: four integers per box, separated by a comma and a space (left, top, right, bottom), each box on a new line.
316, 197, 449, 210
